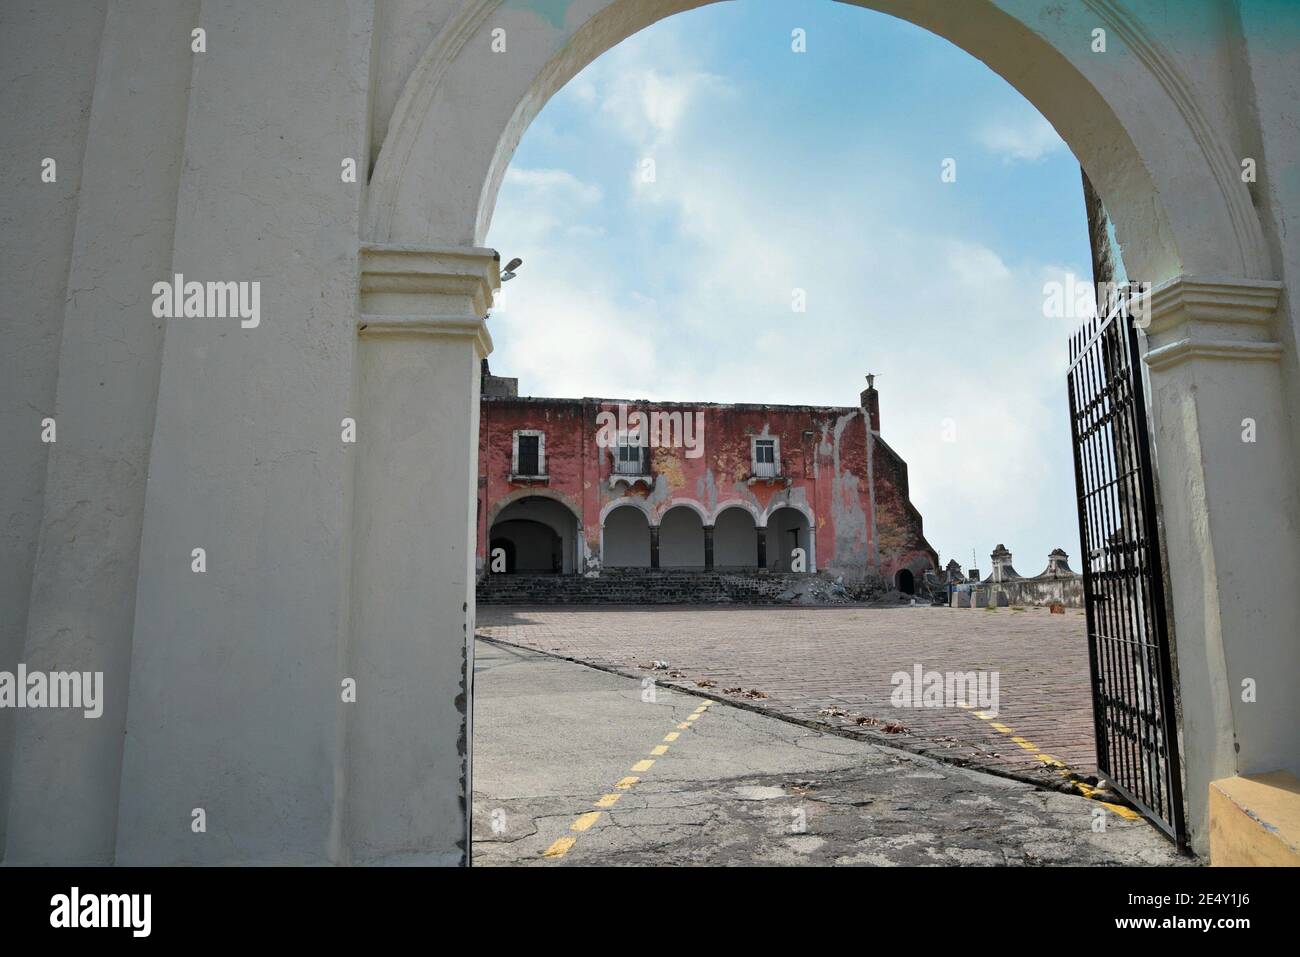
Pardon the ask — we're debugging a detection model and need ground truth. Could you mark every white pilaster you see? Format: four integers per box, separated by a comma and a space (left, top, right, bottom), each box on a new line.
1142, 276, 1300, 854
343, 245, 496, 864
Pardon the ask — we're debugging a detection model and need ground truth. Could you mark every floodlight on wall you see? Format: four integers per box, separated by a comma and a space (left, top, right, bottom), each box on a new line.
502, 257, 523, 282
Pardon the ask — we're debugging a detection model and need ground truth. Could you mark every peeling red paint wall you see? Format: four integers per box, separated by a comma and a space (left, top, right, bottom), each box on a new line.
477, 395, 937, 582
871, 433, 940, 582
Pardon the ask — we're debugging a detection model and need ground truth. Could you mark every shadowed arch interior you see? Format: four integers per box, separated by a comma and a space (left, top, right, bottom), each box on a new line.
603, 504, 651, 567
766, 506, 811, 573
489, 495, 580, 573
714, 506, 758, 569
659, 505, 705, 569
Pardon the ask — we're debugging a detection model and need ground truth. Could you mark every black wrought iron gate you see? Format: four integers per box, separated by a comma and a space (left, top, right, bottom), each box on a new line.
1066, 290, 1187, 849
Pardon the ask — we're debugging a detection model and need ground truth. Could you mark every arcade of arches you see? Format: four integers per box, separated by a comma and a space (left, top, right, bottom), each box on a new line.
477, 387, 935, 583
489, 499, 813, 573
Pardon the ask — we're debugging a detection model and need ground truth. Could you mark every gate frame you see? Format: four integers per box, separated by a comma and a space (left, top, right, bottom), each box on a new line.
1068, 287, 1188, 850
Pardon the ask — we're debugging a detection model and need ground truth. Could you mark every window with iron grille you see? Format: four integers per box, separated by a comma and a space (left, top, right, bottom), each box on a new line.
512, 430, 545, 477
614, 434, 644, 475
752, 438, 778, 478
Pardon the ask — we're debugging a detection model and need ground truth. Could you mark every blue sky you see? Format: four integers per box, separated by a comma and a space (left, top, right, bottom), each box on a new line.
485, 0, 1098, 575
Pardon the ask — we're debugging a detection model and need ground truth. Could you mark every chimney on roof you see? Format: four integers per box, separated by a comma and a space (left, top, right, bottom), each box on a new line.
860, 373, 880, 432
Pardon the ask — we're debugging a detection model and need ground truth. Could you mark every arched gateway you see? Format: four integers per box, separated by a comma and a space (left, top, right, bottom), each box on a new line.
4, 1, 1297, 867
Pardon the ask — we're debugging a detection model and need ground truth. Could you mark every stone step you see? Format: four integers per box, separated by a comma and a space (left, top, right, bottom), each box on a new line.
476, 570, 862, 605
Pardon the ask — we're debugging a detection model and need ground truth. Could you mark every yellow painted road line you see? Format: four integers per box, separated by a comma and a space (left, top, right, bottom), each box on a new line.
1100, 801, 1142, 820
962, 708, 1145, 819
543, 701, 712, 861
543, 836, 576, 858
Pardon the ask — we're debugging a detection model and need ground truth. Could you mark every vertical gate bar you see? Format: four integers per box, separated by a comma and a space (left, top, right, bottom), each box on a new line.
1103, 320, 1138, 798
1068, 332, 1107, 773
1132, 312, 1166, 819
1089, 318, 1129, 790
1085, 322, 1122, 785
1089, 320, 1125, 785
1125, 309, 1187, 847
1121, 305, 1159, 816
1118, 314, 1147, 809
1109, 316, 1148, 809
1115, 310, 1157, 813
1071, 325, 1102, 774
1127, 305, 1166, 819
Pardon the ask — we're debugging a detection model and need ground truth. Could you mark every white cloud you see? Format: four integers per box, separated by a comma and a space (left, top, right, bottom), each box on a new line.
578, 26, 733, 150
503, 167, 603, 205
976, 112, 1065, 163
945, 240, 1013, 286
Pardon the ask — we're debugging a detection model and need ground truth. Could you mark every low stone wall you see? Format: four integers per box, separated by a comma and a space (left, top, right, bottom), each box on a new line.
477, 569, 884, 605
947, 577, 1083, 609
999, 576, 1084, 608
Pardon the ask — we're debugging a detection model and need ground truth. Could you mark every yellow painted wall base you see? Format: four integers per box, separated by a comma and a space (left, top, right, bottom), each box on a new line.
1208, 771, 1300, 866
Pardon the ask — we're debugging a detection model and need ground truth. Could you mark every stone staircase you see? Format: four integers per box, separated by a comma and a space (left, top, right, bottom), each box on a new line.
476, 569, 840, 605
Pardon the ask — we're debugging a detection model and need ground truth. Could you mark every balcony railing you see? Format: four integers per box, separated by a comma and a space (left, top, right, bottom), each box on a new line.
613, 455, 646, 476
751, 459, 779, 479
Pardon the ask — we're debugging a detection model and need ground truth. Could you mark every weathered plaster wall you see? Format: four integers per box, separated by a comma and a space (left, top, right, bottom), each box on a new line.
993, 577, 1085, 609
111, 0, 375, 865
0, 0, 107, 860
871, 435, 939, 583
3, 0, 199, 866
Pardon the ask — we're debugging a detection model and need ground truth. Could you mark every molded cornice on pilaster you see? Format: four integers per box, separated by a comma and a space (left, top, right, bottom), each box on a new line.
360, 243, 501, 316
1143, 276, 1284, 371
358, 244, 499, 356
357, 315, 494, 357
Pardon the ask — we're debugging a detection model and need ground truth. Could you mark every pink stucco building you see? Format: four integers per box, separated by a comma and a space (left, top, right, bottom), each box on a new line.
476, 368, 937, 591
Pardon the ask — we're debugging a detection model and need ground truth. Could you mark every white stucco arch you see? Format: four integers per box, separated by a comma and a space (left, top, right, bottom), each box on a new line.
711, 499, 763, 528
762, 499, 815, 532
366, 0, 1273, 285
487, 485, 583, 532
598, 496, 655, 528
656, 497, 709, 527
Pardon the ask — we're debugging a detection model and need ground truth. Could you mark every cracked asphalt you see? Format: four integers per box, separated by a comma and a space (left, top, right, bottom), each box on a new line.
470, 639, 1190, 866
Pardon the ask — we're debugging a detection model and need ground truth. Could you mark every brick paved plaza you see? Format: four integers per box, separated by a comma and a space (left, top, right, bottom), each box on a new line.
476, 604, 1097, 788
